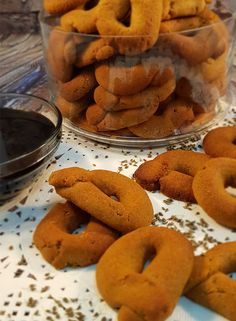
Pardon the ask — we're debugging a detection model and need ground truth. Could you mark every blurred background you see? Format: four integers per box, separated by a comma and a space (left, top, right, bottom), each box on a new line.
0, 0, 47, 97
0, 0, 41, 35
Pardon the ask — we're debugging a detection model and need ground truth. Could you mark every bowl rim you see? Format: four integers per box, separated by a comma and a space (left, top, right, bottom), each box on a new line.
38, 6, 236, 37
0, 92, 62, 178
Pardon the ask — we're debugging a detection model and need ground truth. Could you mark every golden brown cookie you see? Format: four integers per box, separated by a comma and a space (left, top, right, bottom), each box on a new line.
96, 226, 194, 321
94, 75, 174, 112
55, 95, 91, 120
59, 66, 97, 102
60, 0, 130, 34
160, 10, 227, 66
96, 0, 163, 55
162, 0, 208, 20
129, 99, 195, 139
85, 104, 107, 125
47, 27, 74, 83
86, 97, 159, 131
95, 56, 161, 96
49, 167, 154, 233
64, 37, 116, 68
33, 201, 118, 269
43, 0, 86, 14
160, 14, 209, 33
192, 157, 236, 228
185, 242, 236, 321
72, 112, 98, 132
195, 51, 227, 83
134, 149, 210, 202
203, 126, 236, 159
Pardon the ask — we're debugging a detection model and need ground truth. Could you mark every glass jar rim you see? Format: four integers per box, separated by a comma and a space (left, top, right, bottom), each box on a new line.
38, 8, 236, 37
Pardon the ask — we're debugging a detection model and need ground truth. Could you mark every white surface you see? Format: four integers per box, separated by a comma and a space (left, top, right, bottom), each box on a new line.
0, 103, 235, 320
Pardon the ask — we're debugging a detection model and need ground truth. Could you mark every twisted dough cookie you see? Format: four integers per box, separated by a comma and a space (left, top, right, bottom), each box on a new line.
185, 242, 236, 321
64, 37, 116, 68
96, 226, 194, 321
192, 157, 236, 228
94, 75, 174, 112
86, 87, 160, 130
49, 167, 154, 233
95, 56, 163, 96
59, 66, 97, 102
160, 14, 211, 33
175, 51, 227, 109
55, 95, 91, 121
47, 27, 73, 83
61, 0, 130, 34
33, 202, 118, 269
160, 6, 217, 33
129, 98, 195, 139
96, 0, 163, 55
203, 126, 236, 159
160, 10, 227, 65
162, 0, 208, 20
134, 150, 210, 202
43, 0, 86, 14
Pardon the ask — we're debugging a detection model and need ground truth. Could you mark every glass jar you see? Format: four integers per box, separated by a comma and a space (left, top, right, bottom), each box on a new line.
39, 0, 236, 147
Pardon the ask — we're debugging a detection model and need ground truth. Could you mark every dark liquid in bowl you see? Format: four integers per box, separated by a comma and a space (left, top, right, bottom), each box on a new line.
0, 108, 55, 164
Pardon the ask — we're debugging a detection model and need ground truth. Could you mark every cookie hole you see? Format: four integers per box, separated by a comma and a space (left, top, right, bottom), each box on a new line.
118, 0, 131, 27
84, 0, 99, 10
233, 138, 236, 145
141, 248, 156, 273
110, 195, 119, 202
72, 224, 86, 235
226, 186, 236, 198
229, 272, 236, 280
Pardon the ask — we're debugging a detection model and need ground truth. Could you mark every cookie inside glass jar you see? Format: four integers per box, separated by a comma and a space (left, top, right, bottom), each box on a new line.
40, 0, 236, 146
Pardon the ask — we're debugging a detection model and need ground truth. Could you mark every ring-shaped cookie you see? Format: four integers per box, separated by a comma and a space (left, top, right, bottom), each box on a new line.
64, 37, 116, 68
61, 0, 130, 34
185, 241, 236, 321
160, 14, 210, 33
162, 0, 207, 20
33, 202, 118, 269
175, 51, 227, 108
87, 95, 159, 131
129, 99, 195, 139
203, 126, 236, 159
96, 226, 194, 321
192, 157, 236, 228
59, 66, 97, 102
160, 6, 217, 33
55, 95, 91, 121
94, 72, 175, 112
47, 27, 73, 83
175, 77, 224, 111
196, 51, 227, 83
49, 167, 154, 233
160, 10, 227, 66
95, 56, 161, 96
93, 85, 161, 112
96, 0, 163, 55
134, 150, 210, 202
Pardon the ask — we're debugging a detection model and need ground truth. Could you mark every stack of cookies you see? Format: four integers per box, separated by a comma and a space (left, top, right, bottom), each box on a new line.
42, 0, 230, 138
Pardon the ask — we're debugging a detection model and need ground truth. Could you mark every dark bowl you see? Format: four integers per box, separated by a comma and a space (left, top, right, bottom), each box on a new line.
0, 93, 62, 203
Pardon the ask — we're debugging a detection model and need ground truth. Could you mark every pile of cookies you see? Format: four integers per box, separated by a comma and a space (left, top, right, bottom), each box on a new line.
33, 167, 154, 268
134, 126, 236, 228
42, 0, 229, 138
33, 125, 236, 321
